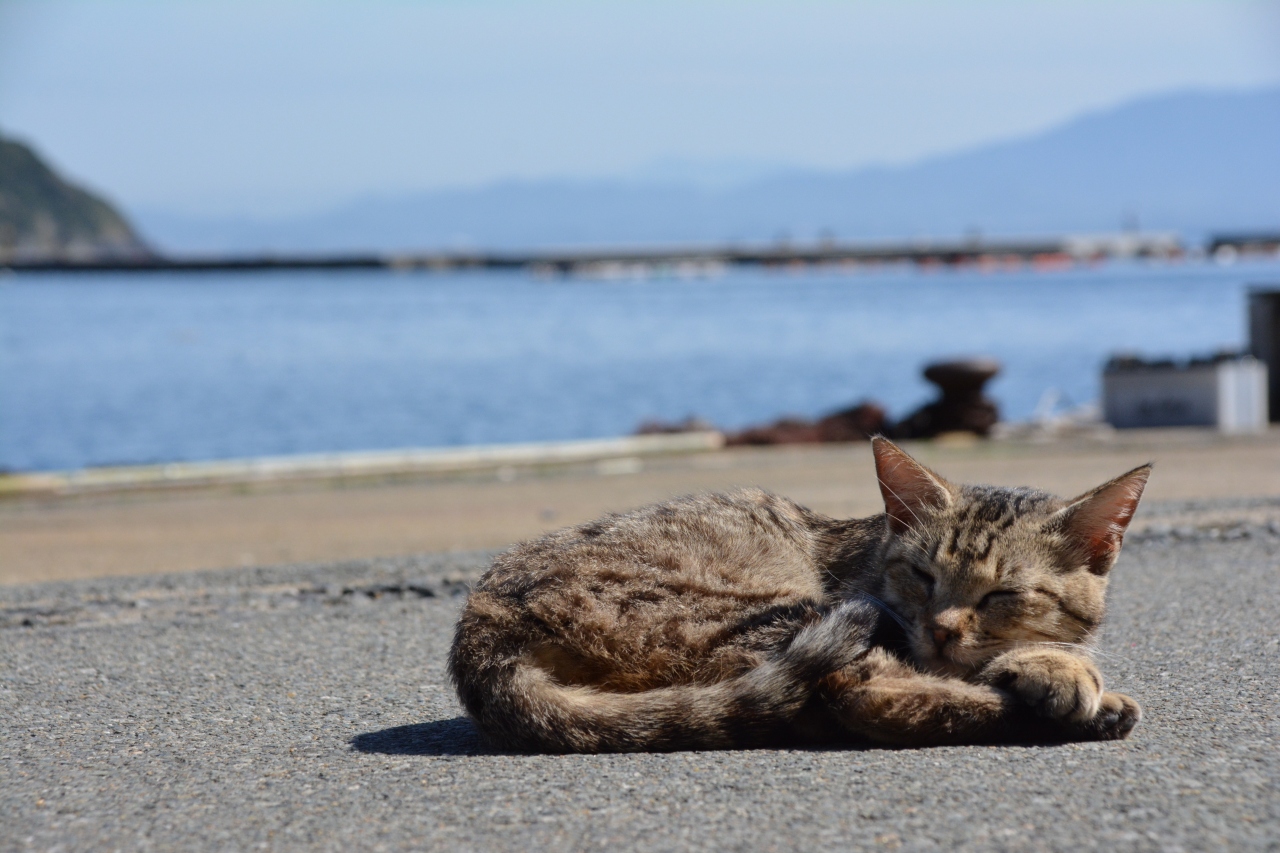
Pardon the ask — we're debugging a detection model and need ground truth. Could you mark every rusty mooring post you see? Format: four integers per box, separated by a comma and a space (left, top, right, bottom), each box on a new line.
891, 358, 1001, 438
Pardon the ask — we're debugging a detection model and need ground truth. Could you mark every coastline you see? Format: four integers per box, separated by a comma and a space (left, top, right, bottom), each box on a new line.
0, 431, 725, 499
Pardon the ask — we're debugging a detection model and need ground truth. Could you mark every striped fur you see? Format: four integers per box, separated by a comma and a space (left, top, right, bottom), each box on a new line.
451, 599, 876, 752
449, 438, 1149, 753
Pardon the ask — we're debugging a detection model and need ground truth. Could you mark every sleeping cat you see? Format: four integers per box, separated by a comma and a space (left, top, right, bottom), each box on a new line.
449, 438, 1148, 753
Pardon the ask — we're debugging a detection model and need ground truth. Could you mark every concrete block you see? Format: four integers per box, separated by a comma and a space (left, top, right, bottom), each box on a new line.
1103, 355, 1268, 433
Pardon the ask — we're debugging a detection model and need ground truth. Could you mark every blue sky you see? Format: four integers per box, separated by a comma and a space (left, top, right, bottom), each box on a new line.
1, 1, 1278, 217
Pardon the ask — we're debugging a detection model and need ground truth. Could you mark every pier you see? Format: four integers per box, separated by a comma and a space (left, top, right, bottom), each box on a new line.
3, 232, 1185, 276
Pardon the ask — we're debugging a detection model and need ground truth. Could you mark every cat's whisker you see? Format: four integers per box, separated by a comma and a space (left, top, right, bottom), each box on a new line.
1035, 641, 1098, 658
821, 566, 844, 589
1070, 648, 1129, 663
1015, 640, 1129, 663
850, 592, 911, 631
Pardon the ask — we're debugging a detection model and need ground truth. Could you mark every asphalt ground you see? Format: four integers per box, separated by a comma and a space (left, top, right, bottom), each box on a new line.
3, 505, 1278, 851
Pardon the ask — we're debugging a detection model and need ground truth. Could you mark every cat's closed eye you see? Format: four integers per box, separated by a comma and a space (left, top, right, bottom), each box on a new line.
911, 565, 936, 593
979, 589, 1019, 608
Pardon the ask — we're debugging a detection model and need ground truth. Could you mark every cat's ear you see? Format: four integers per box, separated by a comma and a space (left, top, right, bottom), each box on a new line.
1049, 464, 1152, 575
871, 437, 953, 535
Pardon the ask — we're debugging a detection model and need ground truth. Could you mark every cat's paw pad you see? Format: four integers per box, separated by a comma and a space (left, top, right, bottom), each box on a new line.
1079, 692, 1141, 740
984, 650, 1103, 724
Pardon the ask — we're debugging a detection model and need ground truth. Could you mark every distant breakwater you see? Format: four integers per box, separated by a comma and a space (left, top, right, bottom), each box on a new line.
2, 232, 1190, 276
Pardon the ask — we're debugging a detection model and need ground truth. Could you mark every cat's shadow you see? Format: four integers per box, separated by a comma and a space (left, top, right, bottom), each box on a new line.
349, 718, 870, 757
351, 717, 490, 756
351, 717, 1081, 757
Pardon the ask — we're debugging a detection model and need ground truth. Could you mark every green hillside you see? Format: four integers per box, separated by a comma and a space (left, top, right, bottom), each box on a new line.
0, 132, 150, 262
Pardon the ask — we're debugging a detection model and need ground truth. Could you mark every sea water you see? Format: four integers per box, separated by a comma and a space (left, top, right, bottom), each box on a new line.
1, 260, 1274, 472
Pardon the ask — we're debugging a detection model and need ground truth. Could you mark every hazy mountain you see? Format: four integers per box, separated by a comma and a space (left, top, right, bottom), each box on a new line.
136, 87, 1280, 255
0, 132, 151, 263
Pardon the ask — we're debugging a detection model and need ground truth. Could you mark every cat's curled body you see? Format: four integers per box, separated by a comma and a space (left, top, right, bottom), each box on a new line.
449, 439, 1149, 753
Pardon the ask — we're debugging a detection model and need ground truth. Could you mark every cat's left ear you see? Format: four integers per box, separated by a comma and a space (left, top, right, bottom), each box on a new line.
1048, 464, 1152, 575
872, 437, 954, 535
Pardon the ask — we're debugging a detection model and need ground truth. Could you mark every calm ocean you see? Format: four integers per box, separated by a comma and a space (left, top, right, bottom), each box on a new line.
1, 261, 1275, 473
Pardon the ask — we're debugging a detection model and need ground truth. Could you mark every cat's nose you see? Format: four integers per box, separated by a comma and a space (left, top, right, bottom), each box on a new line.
932, 627, 954, 650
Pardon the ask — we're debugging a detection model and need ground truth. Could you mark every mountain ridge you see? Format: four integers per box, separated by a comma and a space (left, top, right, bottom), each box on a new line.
0, 132, 150, 262
135, 87, 1280, 254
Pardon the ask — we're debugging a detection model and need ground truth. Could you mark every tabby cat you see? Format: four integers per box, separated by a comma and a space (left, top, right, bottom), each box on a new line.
449, 438, 1148, 753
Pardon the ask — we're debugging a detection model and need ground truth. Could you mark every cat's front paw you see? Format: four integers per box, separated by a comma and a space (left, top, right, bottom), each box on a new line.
980, 649, 1103, 724
1078, 691, 1141, 740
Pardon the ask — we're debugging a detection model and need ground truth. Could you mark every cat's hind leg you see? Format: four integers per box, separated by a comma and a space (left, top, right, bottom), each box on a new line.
450, 597, 879, 753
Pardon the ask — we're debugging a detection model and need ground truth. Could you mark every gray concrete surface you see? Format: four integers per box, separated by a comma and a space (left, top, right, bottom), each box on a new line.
2, 508, 1278, 851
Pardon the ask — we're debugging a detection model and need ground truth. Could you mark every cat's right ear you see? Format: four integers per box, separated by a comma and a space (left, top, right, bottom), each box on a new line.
1048, 463, 1151, 575
871, 437, 953, 535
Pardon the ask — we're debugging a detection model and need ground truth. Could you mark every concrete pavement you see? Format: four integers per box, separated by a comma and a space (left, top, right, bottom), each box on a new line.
5, 428, 1280, 585
3, 503, 1277, 851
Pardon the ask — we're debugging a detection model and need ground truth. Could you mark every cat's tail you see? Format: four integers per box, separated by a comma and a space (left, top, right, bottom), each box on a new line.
449, 599, 877, 753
